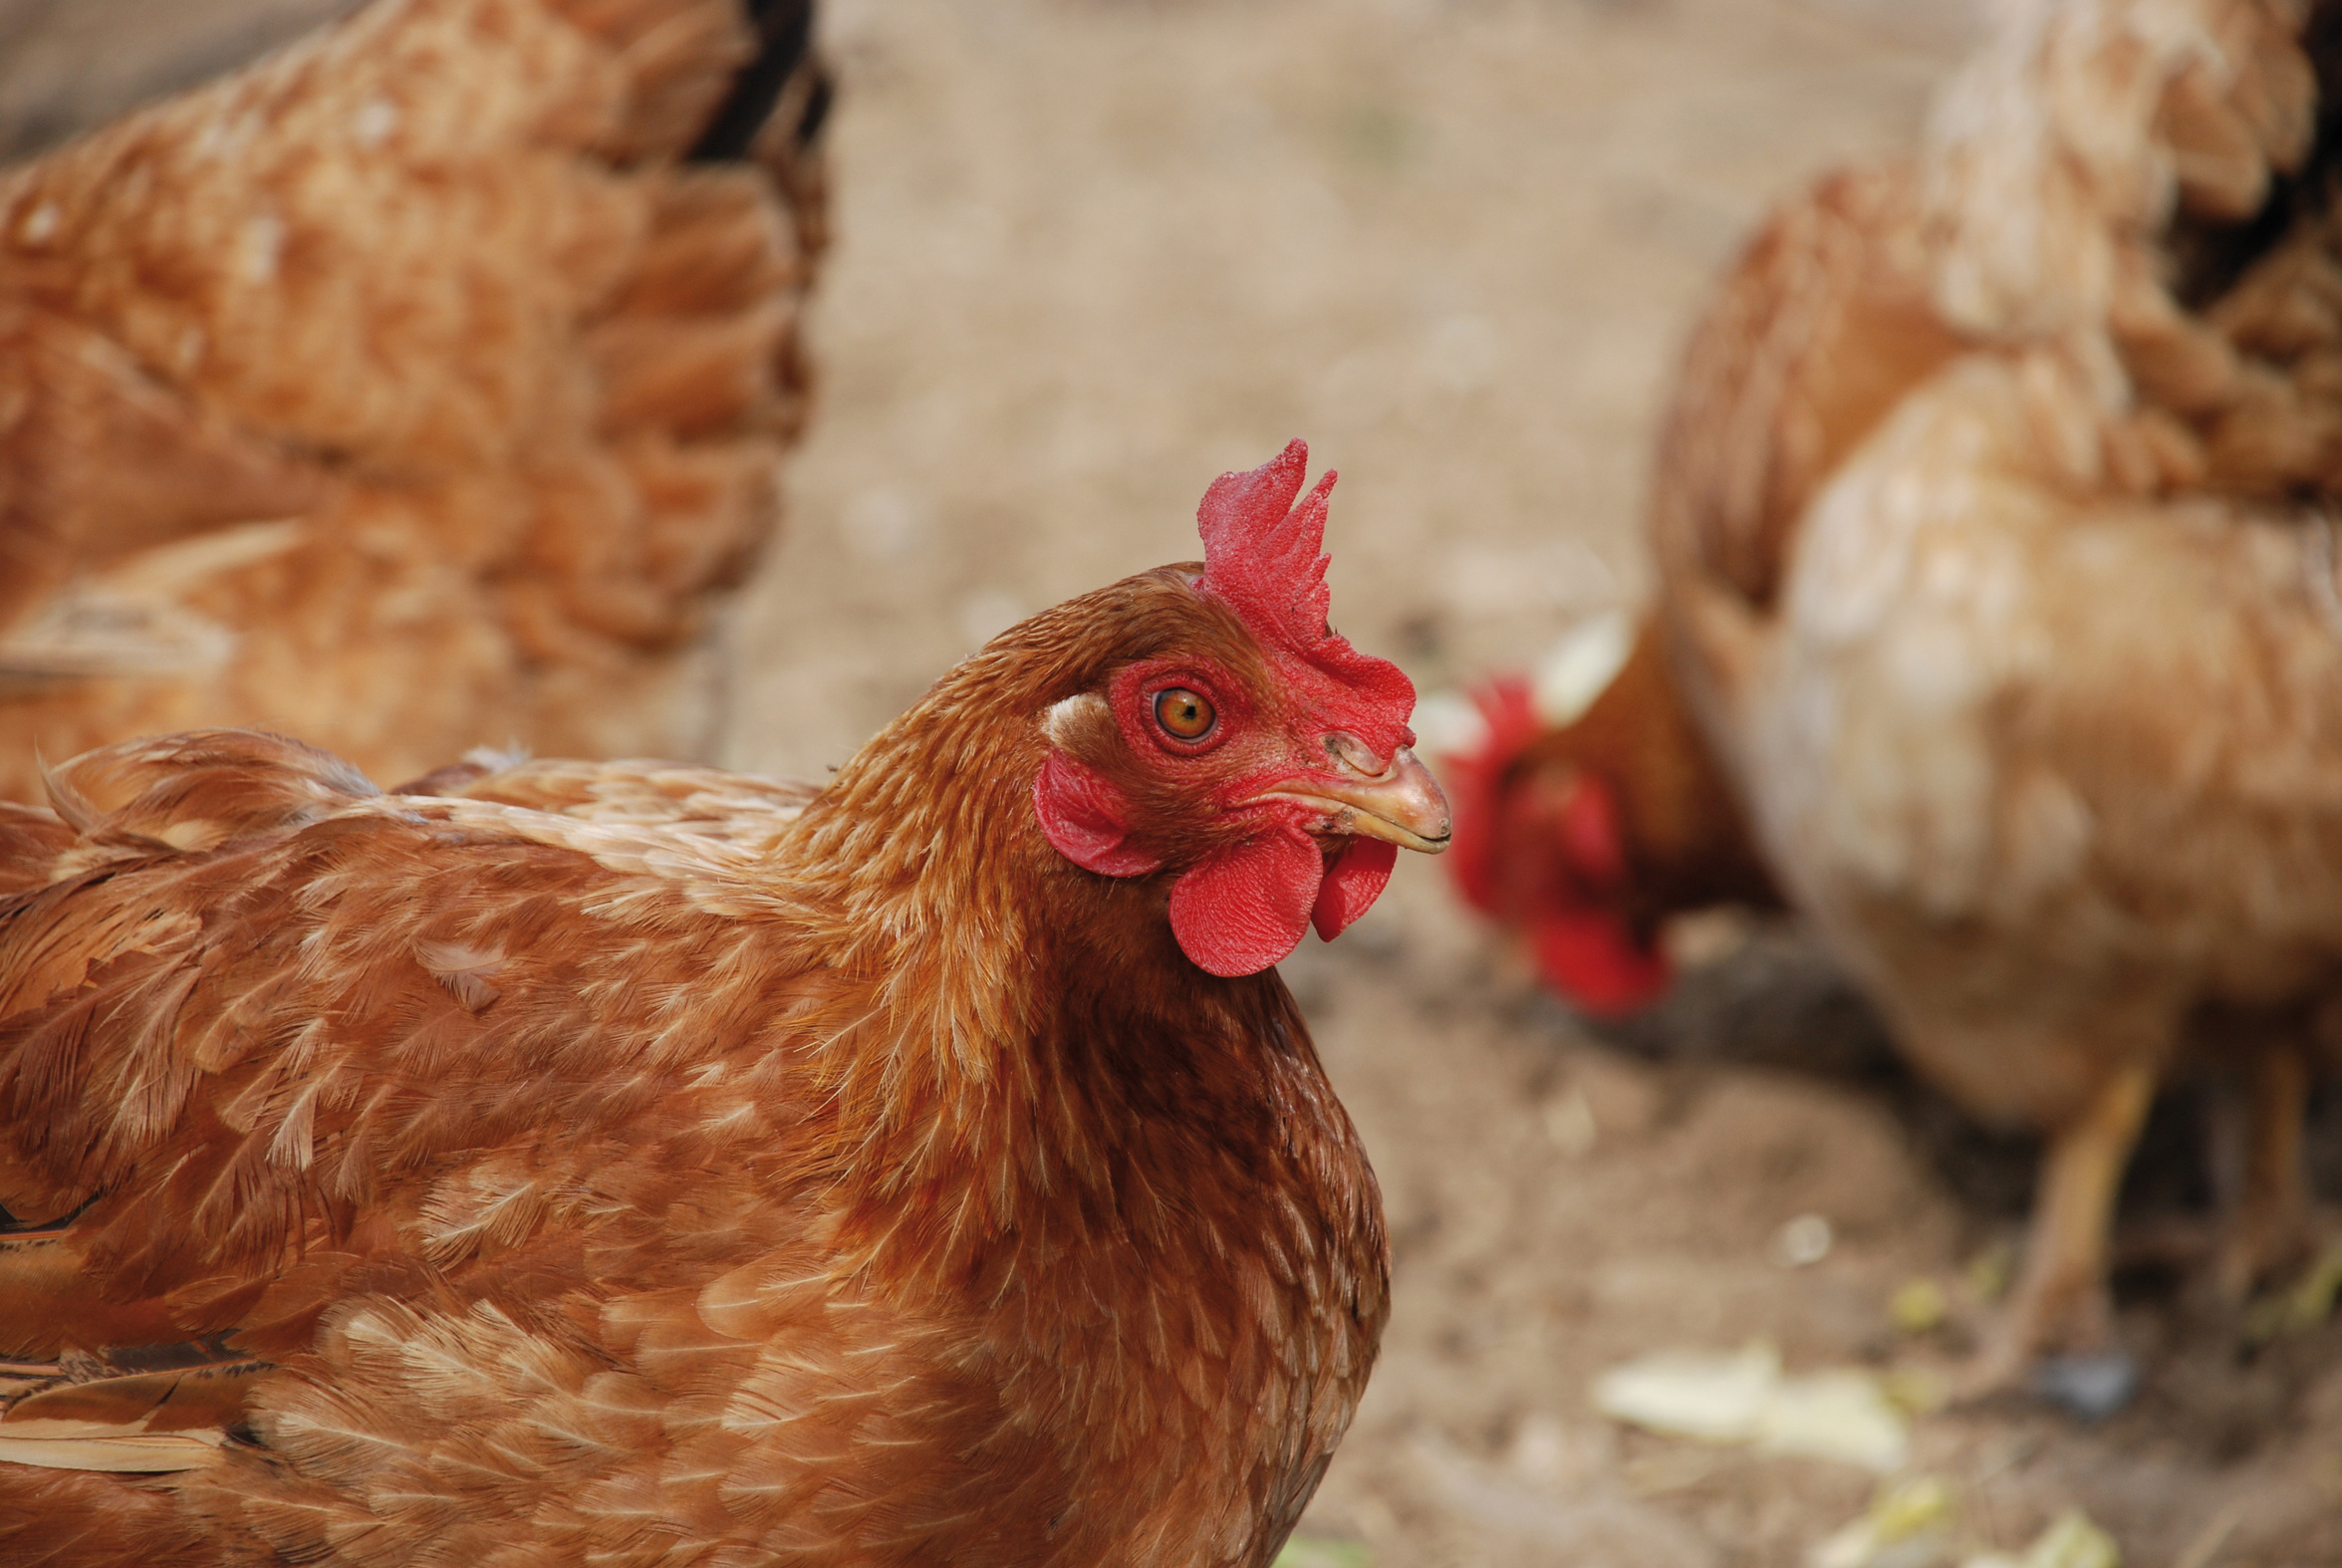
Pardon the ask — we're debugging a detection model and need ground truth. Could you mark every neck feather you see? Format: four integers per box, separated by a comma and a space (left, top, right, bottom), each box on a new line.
764, 580, 1331, 1274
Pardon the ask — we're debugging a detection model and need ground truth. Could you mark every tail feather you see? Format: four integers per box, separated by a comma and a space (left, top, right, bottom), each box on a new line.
613, 167, 797, 315
688, 0, 824, 162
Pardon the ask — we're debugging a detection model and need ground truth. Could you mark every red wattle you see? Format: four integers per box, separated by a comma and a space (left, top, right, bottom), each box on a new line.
1530, 908, 1670, 1016
1555, 772, 1631, 891
1033, 753, 1164, 877
1169, 828, 1323, 977
1311, 836, 1396, 940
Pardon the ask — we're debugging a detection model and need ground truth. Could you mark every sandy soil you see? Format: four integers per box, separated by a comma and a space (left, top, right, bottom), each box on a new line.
9, 0, 2342, 1563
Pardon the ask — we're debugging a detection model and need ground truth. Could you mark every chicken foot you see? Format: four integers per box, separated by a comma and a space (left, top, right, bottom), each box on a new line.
1961, 1061, 2158, 1400
2212, 1036, 2313, 1301
2039, 1037, 2313, 1303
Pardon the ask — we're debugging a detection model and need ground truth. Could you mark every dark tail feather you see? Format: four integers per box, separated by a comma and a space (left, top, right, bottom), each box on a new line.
689, 0, 830, 161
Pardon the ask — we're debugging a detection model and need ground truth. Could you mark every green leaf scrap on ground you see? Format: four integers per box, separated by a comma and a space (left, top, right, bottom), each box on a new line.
1961, 1509, 2119, 1568
2245, 1240, 2342, 1343
1812, 1474, 1956, 1568
1274, 1537, 1371, 1568
1963, 1242, 2014, 1305
1890, 1277, 1950, 1335
1811, 1484, 2121, 1568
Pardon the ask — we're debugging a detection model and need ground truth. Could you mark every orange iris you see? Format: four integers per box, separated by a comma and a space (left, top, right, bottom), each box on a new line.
1154, 687, 1215, 740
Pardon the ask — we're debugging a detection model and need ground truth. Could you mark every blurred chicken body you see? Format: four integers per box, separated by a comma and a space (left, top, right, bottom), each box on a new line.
1462, 0, 2342, 1378
0, 445, 1443, 1564
0, 0, 826, 799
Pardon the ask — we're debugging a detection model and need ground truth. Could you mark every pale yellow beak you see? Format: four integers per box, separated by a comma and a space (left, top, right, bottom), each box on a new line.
1251, 744, 1451, 854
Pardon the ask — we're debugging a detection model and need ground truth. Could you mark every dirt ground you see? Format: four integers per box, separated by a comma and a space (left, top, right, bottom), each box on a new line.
9, 0, 2342, 1562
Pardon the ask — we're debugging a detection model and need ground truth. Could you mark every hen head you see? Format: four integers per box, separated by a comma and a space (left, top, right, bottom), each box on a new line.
1031, 439, 1448, 977
1444, 649, 1669, 1018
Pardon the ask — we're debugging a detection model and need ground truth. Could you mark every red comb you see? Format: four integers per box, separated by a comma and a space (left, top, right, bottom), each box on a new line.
1197, 439, 1341, 662
1193, 440, 1415, 755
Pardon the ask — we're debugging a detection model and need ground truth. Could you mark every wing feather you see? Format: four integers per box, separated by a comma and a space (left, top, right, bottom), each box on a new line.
0, 1431, 225, 1473
0, 729, 824, 1389
400, 753, 820, 852
0, 731, 1062, 1559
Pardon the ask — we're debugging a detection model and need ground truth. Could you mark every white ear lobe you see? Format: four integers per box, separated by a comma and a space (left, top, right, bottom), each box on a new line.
1043, 692, 1113, 749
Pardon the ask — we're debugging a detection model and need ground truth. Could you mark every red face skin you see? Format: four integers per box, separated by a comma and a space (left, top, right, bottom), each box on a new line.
1445, 677, 1670, 1015
1510, 771, 1670, 1015
1033, 442, 1448, 977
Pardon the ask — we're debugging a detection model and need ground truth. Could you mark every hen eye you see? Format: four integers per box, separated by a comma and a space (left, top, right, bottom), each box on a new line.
1154, 687, 1216, 741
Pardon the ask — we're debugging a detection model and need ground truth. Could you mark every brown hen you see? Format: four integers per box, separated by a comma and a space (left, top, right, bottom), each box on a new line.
0, 0, 827, 800
0, 443, 1446, 1565
1456, 0, 2342, 1394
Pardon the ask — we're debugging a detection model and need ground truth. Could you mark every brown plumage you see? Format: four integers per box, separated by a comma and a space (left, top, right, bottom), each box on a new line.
0, 0, 827, 800
0, 448, 1447, 1564
1461, 0, 2342, 1390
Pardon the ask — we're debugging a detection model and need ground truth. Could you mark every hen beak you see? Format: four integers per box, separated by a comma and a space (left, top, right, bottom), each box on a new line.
1255, 744, 1452, 854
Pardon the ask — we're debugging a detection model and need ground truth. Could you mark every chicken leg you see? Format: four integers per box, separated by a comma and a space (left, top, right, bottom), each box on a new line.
1965, 1062, 2158, 1397
2214, 1036, 2313, 1301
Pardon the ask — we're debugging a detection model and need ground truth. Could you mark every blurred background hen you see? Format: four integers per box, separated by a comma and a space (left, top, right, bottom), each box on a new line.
1452, 0, 2342, 1401
12, 0, 2342, 1562
0, 0, 827, 794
